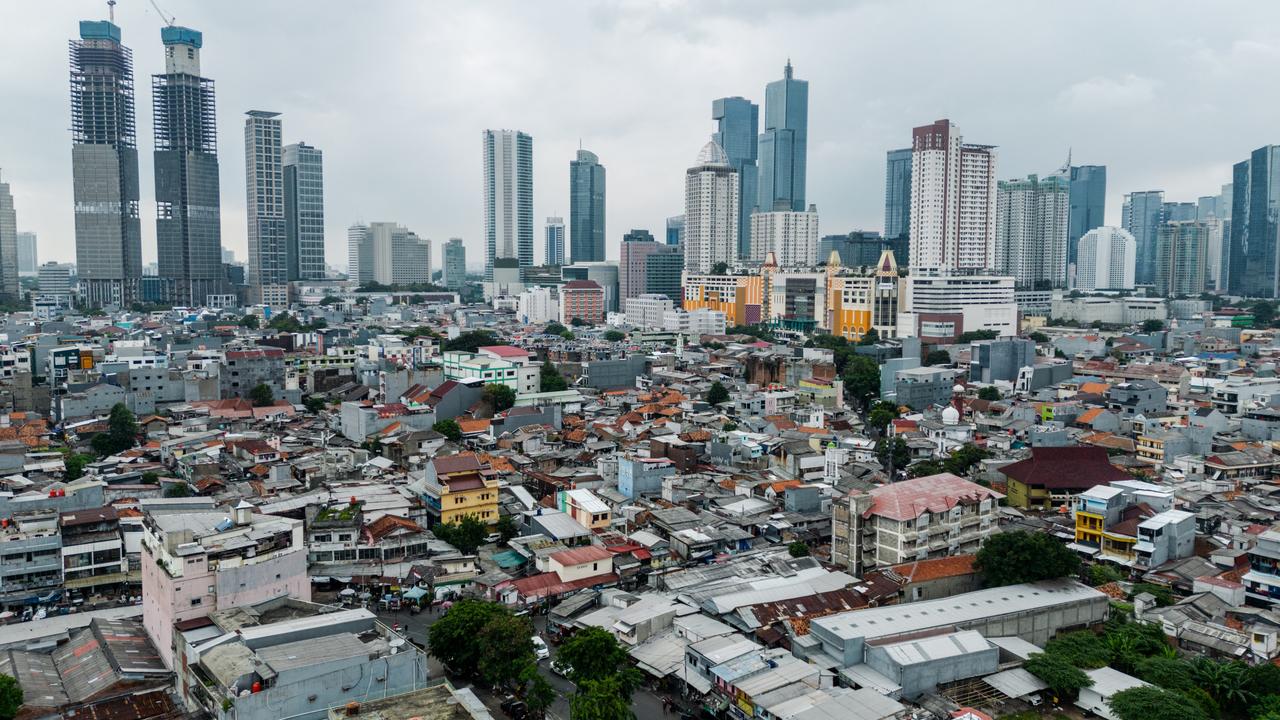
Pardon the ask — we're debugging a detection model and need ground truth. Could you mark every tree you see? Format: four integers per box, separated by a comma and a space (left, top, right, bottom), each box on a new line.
787, 541, 810, 558
857, 328, 880, 346
239, 314, 260, 329
1189, 656, 1251, 712
1042, 630, 1111, 669
974, 531, 1081, 587
0, 674, 22, 720
164, 482, 193, 498
520, 664, 556, 720
485, 384, 517, 412
570, 676, 637, 720
429, 599, 532, 685
1142, 319, 1166, 332
444, 330, 500, 353
303, 396, 327, 414
64, 452, 95, 481
924, 349, 952, 366
476, 613, 539, 688
91, 403, 139, 457
1251, 300, 1275, 328
875, 436, 910, 472
141, 471, 159, 484
957, 329, 999, 343
496, 515, 518, 544
1108, 686, 1209, 720
540, 360, 568, 392
318, 295, 342, 306
1088, 564, 1125, 586
977, 386, 1001, 401
942, 443, 990, 477
843, 355, 881, 408
544, 322, 568, 336
433, 515, 488, 554
706, 381, 730, 406
248, 383, 275, 407
1136, 656, 1197, 693
1025, 652, 1092, 699
727, 324, 777, 342
433, 419, 462, 442
867, 401, 898, 434
909, 459, 946, 478
569, 317, 588, 327
710, 261, 729, 275
1130, 582, 1174, 607
1028, 331, 1050, 343
603, 329, 625, 342
267, 312, 305, 333
556, 626, 640, 695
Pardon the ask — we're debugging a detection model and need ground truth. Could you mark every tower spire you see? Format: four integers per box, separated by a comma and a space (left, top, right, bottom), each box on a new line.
108, 0, 116, 22
784, 58, 793, 79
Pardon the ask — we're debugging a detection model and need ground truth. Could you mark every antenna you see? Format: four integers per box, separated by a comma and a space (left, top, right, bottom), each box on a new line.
107, 0, 116, 22
149, 0, 176, 26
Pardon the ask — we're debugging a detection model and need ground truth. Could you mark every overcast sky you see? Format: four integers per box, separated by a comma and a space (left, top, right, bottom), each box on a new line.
3, 0, 1279, 271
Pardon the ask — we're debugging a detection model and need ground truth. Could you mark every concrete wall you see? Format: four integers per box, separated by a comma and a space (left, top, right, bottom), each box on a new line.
866, 643, 999, 699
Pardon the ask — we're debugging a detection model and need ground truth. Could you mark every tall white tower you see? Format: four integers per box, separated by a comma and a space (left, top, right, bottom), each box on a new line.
683, 140, 739, 274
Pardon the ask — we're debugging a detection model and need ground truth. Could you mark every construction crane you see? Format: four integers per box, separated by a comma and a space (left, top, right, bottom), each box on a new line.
149, 0, 176, 27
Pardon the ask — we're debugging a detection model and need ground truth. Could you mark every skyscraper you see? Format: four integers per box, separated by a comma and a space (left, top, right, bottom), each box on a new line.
1154, 221, 1208, 297
684, 141, 740, 274
346, 223, 430, 286
884, 148, 912, 242
0, 173, 16, 303
569, 149, 605, 263
348, 223, 370, 285
908, 119, 997, 272
1121, 190, 1164, 286
444, 237, 466, 291
483, 130, 533, 281
153, 26, 221, 307
994, 174, 1069, 288
1066, 165, 1106, 267
17, 232, 38, 276
1218, 183, 1234, 291
1229, 146, 1280, 298
749, 206, 820, 266
758, 61, 808, 214
665, 216, 684, 246
1073, 227, 1136, 292
713, 96, 759, 257
283, 142, 325, 281
71, 19, 143, 308
244, 111, 286, 306
1163, 201, 1197, 222
545, 217, 565, 265
620, 229, 679, 301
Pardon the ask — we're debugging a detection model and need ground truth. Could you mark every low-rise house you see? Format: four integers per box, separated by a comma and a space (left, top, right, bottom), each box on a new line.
998, 446, 1129, 510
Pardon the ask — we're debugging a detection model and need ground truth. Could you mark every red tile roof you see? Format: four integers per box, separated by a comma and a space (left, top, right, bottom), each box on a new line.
478, 345, 530, 358
549, 545, 613, 566
862, 473, 1003, 521
888, 554, 977, 582
998, 446, 1129, 490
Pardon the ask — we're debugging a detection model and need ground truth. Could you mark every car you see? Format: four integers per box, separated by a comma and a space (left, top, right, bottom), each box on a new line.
485, 532, 502, 544
550, 658, 570, 677
500, 698, 528, 720
531, 636, 550, 660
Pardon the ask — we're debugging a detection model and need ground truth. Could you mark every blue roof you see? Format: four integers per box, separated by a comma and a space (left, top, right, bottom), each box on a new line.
161, 26, 202, 48
79, 20, 121, 42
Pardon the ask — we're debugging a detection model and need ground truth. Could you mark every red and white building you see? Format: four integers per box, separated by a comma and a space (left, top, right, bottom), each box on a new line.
560, 279, 606, 325
908, 119, 997, 273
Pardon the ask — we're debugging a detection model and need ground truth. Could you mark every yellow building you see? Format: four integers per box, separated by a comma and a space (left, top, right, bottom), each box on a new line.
682, 274, 764, 326
423, 453, 501, 526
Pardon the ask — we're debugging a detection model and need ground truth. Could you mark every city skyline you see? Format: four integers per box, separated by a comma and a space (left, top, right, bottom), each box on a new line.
2, 2, 1279, 273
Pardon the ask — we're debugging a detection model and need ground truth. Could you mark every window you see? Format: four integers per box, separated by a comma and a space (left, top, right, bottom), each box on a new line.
190, 597, 202, 607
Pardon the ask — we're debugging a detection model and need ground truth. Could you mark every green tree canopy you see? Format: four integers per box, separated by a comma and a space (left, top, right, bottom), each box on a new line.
1025, 652, 1093, 699
164, 482, 193, 498
977, 386, 1001, 401
924, 349, 952, 366
875, 436, 909, 472
1108, 686, 1209, 720
64, 452, 95, 480
706, 381, 730, 406
239, 314, 260, 329
543, 322, 568, 336
267, 312, 305, 332
433, 515, 488, 554
958, 329, 1000, 343
1141, 319, 1165, 332
303, 396, 327, 414
556, 626, 641, 695
974, 531, 1081, 587
1042, 630, 1112, 669
318, 295, 342, 306
857, 328, 880, 346
603, 329, 626, 342
0, 673, 22, 720
943, 443, 990, 477
476, 613, 539, 688
495, 515, 518, 544
710, 261, 729, 275
540, 359, 568, 392
843, 354, 881, 408
443, 330, 500, 353
1252, 300, 1275, 327
1028, 331, 1050, 343
787, 541, 810, 558
433, 418, 462, 442
91, 403, 139, 457
484, 383, 517, 413
248, 383, 275, 407
570, 676, 637, 720
428, 599, 534, 688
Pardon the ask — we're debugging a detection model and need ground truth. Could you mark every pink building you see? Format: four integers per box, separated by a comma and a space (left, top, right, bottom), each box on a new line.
141, 501, 310, 668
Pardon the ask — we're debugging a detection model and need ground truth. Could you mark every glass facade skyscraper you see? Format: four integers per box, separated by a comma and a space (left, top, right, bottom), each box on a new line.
1122, 190, 1165, 286
758, 61, 808, 213
1229, 145, 1280, 298
0, 174, 16, 303
884, 148, 911, 242
569, 149, 605, 263
443, 237, 466, 290
483, 129, 533, 280
283, 142, 326, 280
71, 20, 143, 308
713, 96, 758, 257
244, 110, 287, 305
1067, 165, 1106, 268
545, 217, 565, 265
665, 215, 684, 246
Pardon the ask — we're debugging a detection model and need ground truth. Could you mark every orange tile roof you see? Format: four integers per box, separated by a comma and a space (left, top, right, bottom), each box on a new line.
1078, 382, 1110, 394
1077, 408, 1105, 424
889, 554, 976, 583
457, 418, 492, 434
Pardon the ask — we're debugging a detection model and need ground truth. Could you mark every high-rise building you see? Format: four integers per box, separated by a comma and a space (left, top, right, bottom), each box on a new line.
347, 223, 430, 287
684, 141, 740, 274
884, 148, 912, 242
152, 26, 221, 307
283, 142, 325, 281
713, 96, 759, 257
244, 110, 286, 305
544, 217, 565, 265
908, 119, 997, 273
1121, 190, 1165, 287
71, 20, 143, 308
1218, 183, 1234, 292
0, 174, 16, 303
17, 232, 38, 276
36, 262, 75, 308
562, 263, 619, 313
1154, 221, 1207, 297
348, 223, 370, 285
1163, 201, 1197, 222
646, 251, 683, 301
1199, 186, 1231, 292
1075, 227, 1136, 292
665, 215, 684, 246
569, 149, 605, 263
750, 206, 820, 266
820, 231, 909, 269
758, 61, 808, 214
620, 229, 679, 301
1067, 165, 1106, 268
483, 130, 533, 280
1229, 146, 1280, 298
443, 237, 466, 291
994, 174, 1069, 288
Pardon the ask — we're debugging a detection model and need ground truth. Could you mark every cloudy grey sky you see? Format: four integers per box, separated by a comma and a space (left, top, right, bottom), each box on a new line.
3, 0, 1278, 271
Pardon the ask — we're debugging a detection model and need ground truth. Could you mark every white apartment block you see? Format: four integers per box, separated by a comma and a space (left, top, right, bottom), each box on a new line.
749, 206, 819, 266
1075, 227, 1137, 291
684, 141, 740, 274
664, 308, 726, 335
909, 119, 997, 273
898, 273, 1018, 341
625, 294, 674, 329
517, 286, 559, 325
995, 174, 1069, 288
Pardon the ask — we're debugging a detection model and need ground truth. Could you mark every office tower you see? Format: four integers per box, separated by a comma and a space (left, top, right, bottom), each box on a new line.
646, 251, 684, 301
347, 223, 430, 286
70, 20, 143, 308
684, 141, 740, 274
483, 130, 533, 280
908, 119, 997, 272
17, 232, 38, 277
1218, 183, 1234, 291
665, 216, 684, 246
1121, 190, 1165, 286
1075, 227, 1136, 291
1066, 165, 1106, 267
569, 149, 605, 263
820, 231, 904, 268
562, 263, 619, 313
994, 174, 1069, 288
620, 229, 679, 301
37, 262, 75, 308
1163, 201, 1197, 222
1154, 221, 1207, 297
244, 111, 286, 305
1196, 196, 1227, 292
347, 223, 369, 285
1197, 195, 1219, 221
444, 237, 466, 291
0, 174, 16, 303
283, 142, 325, 281
151, 26, 221, 307
884, 148, 912, 242
1229, 146, 1280, 297
713, 96, 759, 257
758, 61, 808, 213
544, 217, 565, 265
750, 206, 819, 266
